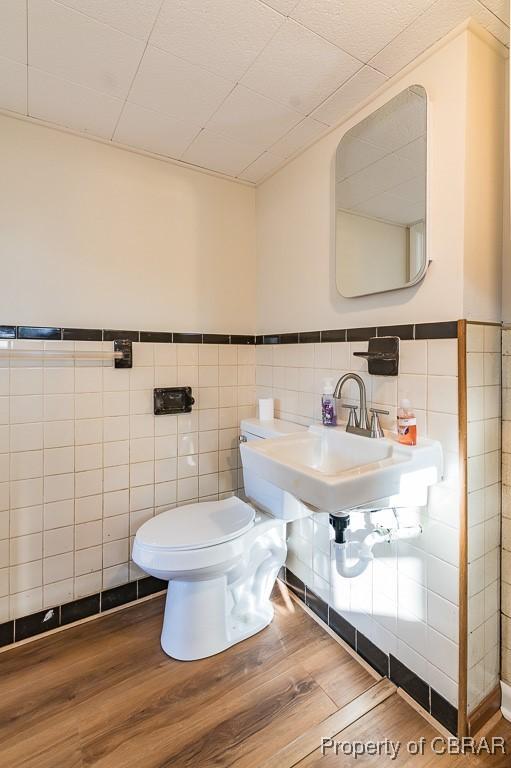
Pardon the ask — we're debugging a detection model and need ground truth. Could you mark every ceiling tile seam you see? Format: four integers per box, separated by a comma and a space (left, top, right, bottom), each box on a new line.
49, 0, 158, 45
191, 79, 307, 163
109, 0, 167, 142
26, 63, 126, 107
147, 3, 288, 86
365, 0, 442, 72
236, 148, 277, 179
262, 115, 329, 162
257, 0, 292, 19
280, 16, 369, 68
305, 64, 371, 124
475, 0, 510, 27
177, 80, 241, 161
223, 7, 286, 85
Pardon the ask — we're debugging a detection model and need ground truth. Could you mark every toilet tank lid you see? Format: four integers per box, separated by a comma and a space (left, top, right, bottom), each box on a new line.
240, 418, 307, 439
135, 496, 255, 550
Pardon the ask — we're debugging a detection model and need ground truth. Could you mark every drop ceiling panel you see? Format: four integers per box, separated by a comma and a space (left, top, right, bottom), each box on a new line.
128, 46, 235, 125
241, 19, 361, 114
353, 193, 424, 224
262, 0, 300, 14
0, 56, 27, 115
114, 102, 201, 157
311, 66, 388, 127
480, 0, 509, 24
239, 151, 285, 182
336, 153, 419, 208
205, 85, 303, 150
270, 116, 328, 158
370, 0, 509, 76
28, 0, 145, 98
28, 68, 124, 138
291, 0, 436, 62
182, 129, 262, 176
55, 0, 163, 40
0, 0, 27, 65
150, 0, 284, 81
0, 0, 508, 183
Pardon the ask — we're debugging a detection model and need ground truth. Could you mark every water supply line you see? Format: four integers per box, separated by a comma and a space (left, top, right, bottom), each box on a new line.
329, 509, 423, 579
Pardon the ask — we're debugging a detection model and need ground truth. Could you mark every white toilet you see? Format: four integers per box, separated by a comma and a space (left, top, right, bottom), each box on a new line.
132, 418, 308, 661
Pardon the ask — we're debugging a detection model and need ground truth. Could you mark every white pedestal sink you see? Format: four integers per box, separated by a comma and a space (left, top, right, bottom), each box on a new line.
240, 424, 443, 513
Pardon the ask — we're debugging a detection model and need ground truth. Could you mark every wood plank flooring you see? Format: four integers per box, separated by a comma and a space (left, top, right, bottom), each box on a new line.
1, 583, 510, 768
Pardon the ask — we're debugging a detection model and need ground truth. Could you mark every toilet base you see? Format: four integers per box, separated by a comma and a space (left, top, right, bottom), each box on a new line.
160, 576, 276, 661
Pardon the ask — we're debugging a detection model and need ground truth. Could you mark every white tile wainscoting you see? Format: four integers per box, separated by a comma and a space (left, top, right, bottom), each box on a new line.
256, 335, 461, 709
502, 329, 511, 696
0, 339, 256, 621
465, 323, 502, 715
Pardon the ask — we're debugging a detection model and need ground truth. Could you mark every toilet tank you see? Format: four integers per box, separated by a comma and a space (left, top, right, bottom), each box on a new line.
240, 418, 310, 521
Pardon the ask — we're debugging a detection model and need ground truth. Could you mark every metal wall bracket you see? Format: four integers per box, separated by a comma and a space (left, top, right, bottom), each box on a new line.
114, 339, 133, 369
353, 336, 399, 376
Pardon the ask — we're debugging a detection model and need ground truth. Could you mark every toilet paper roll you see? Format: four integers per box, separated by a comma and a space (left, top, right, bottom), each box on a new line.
258, 398, 274, 421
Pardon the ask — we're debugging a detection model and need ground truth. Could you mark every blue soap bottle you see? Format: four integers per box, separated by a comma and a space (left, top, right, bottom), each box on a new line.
321, 379, 337, 426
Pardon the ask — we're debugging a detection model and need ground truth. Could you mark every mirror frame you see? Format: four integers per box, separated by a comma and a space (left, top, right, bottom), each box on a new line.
335, 85, 429, 299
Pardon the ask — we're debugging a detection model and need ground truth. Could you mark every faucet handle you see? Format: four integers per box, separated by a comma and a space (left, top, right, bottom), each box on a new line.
369, 407, 389, 438
343, 403, 359, 429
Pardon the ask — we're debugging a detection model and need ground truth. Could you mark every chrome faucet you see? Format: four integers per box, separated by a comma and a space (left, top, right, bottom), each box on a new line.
333, 373, 388, 438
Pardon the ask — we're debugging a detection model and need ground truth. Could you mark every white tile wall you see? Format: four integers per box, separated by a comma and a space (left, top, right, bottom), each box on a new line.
466, 324, 501, 712
256, 336, 460, 706
0, 340, 255, 621
501, 329, 511, 689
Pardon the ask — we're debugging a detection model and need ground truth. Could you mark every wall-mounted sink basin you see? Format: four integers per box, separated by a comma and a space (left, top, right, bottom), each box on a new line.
240, 424, 443, 513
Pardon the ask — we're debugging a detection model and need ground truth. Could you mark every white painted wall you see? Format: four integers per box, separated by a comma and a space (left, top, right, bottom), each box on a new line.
0, 115, 256, 333
336, 210, 408, 297
463, 32, 506, 323
256, 27, 506, 334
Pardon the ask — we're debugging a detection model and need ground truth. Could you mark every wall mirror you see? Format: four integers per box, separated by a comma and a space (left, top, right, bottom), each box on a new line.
335, 85, 427, 298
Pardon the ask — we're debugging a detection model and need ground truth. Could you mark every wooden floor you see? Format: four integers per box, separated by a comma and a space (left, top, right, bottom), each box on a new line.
1, 583, 510, 768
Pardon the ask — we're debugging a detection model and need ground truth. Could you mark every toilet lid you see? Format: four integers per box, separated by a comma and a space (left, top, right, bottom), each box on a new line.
135, 496, 255, 550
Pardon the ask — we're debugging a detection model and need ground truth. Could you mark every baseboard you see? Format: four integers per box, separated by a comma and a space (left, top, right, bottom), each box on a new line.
501, 681, 511, 722
468, 685, 501, 734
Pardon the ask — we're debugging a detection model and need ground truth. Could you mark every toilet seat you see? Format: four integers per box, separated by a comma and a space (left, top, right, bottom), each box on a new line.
135, 496, 255, 552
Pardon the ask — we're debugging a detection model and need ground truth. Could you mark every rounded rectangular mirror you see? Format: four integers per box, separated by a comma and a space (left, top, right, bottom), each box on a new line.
335, 85, 427, 298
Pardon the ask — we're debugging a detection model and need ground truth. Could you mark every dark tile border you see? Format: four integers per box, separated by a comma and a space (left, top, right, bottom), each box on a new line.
1, 320, 459, 347
139, 331, 173, 343
321, 329, 346, 342
431, 689, 458, 734
17, 326, 62, 340
103, 329, 140, 342
299, 331, 321, 343
377, 324, 414, 340
329, 608, 356, 650
255, 320, 459, 344
305, 587, 329, 624
281, 568, 458, 735
63, 328, 102, 342
2, 325, 258, 345
414, 321, 458, 340
230, 334, 256, 345
203, 333, 230, 344
347, 327, 377, 342
389, 654, 430, 711
357, 631, 389, 677
0, 576, 167, 650
15, 606, 60, 641
61, 594, 100, 626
